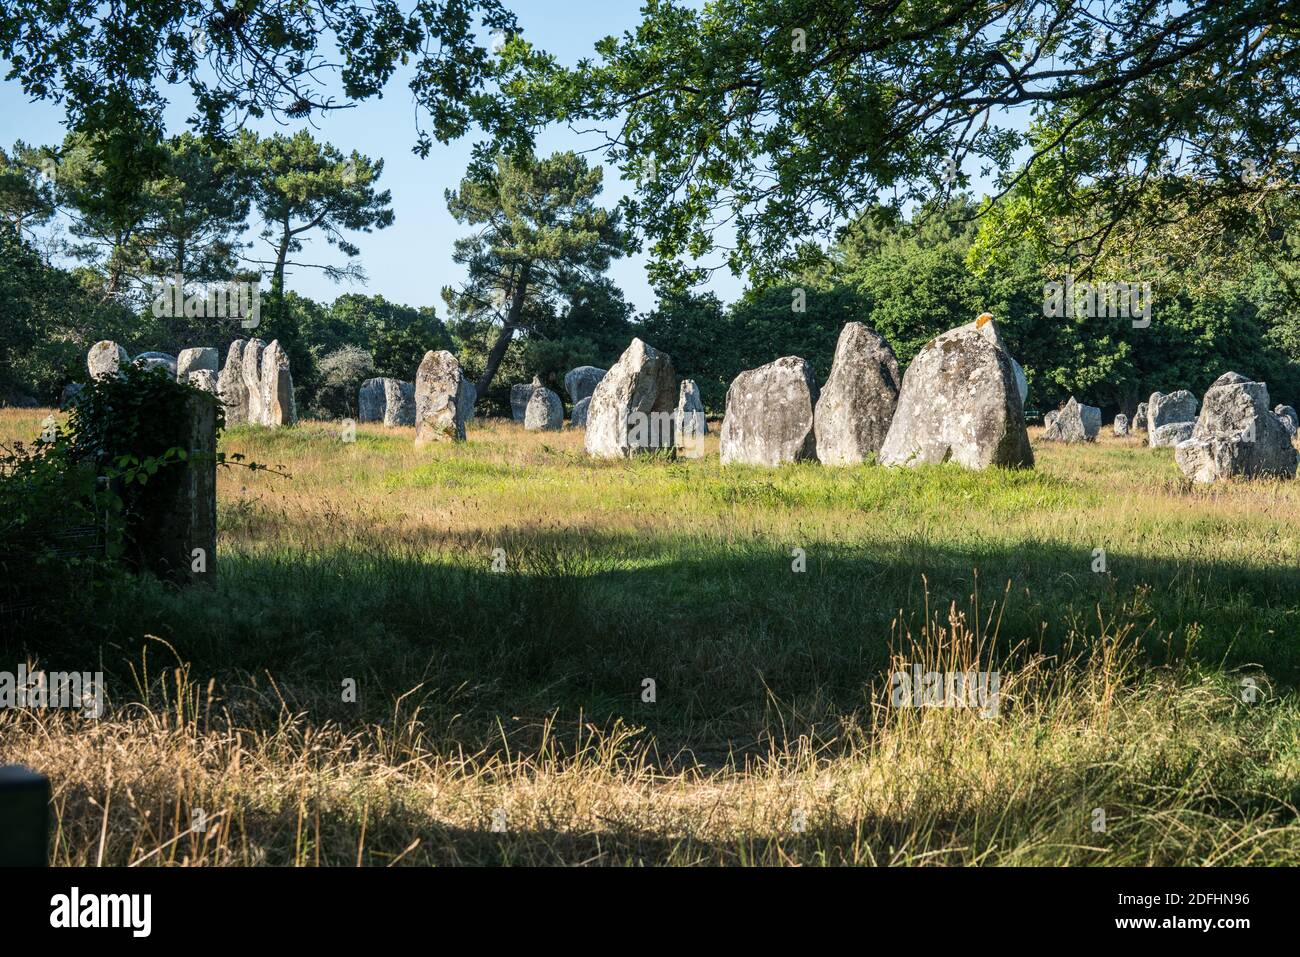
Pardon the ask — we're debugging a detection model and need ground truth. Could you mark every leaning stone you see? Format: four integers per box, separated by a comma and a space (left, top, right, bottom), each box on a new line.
1175, 375, 1298, 482
1044, 396, 1101, 442
564, 366, 607, 404
1147, 389, 1197, 446
87, 340, 129, 379
813, 322, 900, 465
218, 340, 248, 425
585, 338, 679, 458
719, 356, 818, 467
176, 347, 219, 383
879, 325, 1032, 470
571, 396, 592, 428
1113, 414, 1129, 436
133, 351, 178, 377
511, 377, 541, 421
524, 387, 564, 431
259, 340, 296, 427
414, 350, 468, 444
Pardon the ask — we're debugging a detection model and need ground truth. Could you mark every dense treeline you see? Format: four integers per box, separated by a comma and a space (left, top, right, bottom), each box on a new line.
4, 141, 1300, 420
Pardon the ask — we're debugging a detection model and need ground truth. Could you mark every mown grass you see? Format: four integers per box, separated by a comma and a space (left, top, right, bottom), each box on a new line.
2, 407, 1299, 865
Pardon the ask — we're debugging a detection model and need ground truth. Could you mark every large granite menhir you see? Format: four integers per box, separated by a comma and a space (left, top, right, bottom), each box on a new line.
813, 322, 900, 466
719, 356, 818, 467
414, 350, 470, 444
585, 338, 679, 458
879, 318, 1032, 470
1175, 372, 1298, 483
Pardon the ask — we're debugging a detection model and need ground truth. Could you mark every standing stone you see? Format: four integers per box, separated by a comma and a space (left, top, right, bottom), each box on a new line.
879, 324, 1033, 469
87, 340, 129, 380
571, 396, 592, 429
675, 379, 708, 453
564, 366, 607, 404
1148, 389, 1198, 447
133, 352, 178, 377
1043, 409, 1059, 432
511, 377, 542, 421
414, 350, 468, 444
1175, 374, 1298, 482
259, 340, 296, 427
59, 383, 84, 410
1043, 396, 1101, 442
1113, 414, 1130, 436
176, 347, 219, 383
387, 380, 416, 427
1134, 402, 1148, 431
218, 340, 248, 425
813, 322, 900, 465
585, 338, 679, 458
241, 339, 266, 425
968, 314, 1028, 407
1275, 404, 1298, 435
719, 356, 818, 467
524, 387, 564, 431
186, 369, 218, 394
458, 380, 477, 424
132, 389, 218, 584
359, 378, 388, 423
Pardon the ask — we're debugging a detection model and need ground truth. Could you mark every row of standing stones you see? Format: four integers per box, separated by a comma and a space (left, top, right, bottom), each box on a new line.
80, 338, 297, 428
1043, 378, 1299, 482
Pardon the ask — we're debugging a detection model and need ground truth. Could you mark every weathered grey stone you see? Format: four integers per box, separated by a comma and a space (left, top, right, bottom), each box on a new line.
719, 356, 818, 467
511, 377, 542, 421
241, 339, 266, 425
585, 338, 679, 458
570, 396, 591, 428
1113, 414, 1129, 436
1043, 409, 1059, 431
258, 340, 296, 427
87, 340, 129, 379
524, 387, 564, 431
1275, 404, 1298, 434
564, 366, 607, 404
59, 383, 84, 410
1044, 396, 1101, 443
133, 351, 178, 377
1148, 389, 1198, 446
1134, 402, 1148, 431
414, 350, 468, 444
186, 369, 218, 393
458, 380, 477, 424
965, 315, 1028, 407
674, 379, 708, 455
879, 325, 1032, 470
1175, 375, 1298, 482
176, 347, 219, 383
812, 322, 900, 466
1151, 421, 1195, 447
358, 378, 388, 423
387, 381, 416, 427
218, 340, 248, 425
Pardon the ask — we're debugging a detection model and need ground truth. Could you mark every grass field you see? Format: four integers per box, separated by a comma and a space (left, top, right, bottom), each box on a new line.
3, 406, 1300, 865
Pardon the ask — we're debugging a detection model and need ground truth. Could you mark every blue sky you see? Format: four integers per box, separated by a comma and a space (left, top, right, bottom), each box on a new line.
0, 1, 743, 315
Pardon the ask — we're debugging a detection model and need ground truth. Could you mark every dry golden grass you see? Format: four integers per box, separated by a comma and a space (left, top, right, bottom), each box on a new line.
2, 408, 1299, 865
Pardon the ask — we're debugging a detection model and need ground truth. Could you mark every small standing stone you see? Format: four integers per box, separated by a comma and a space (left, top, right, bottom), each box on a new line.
524, 387, 564, 431
511, 377, 542, 421
414, 350, 469, 444
218, 340, 249, 425
564, 366, 607, 404
87, 340, 129, 380
259, 340, 296, 427
570, 396, 592, 428
1113, 414, 1129, 436
675, 379, 708, 451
